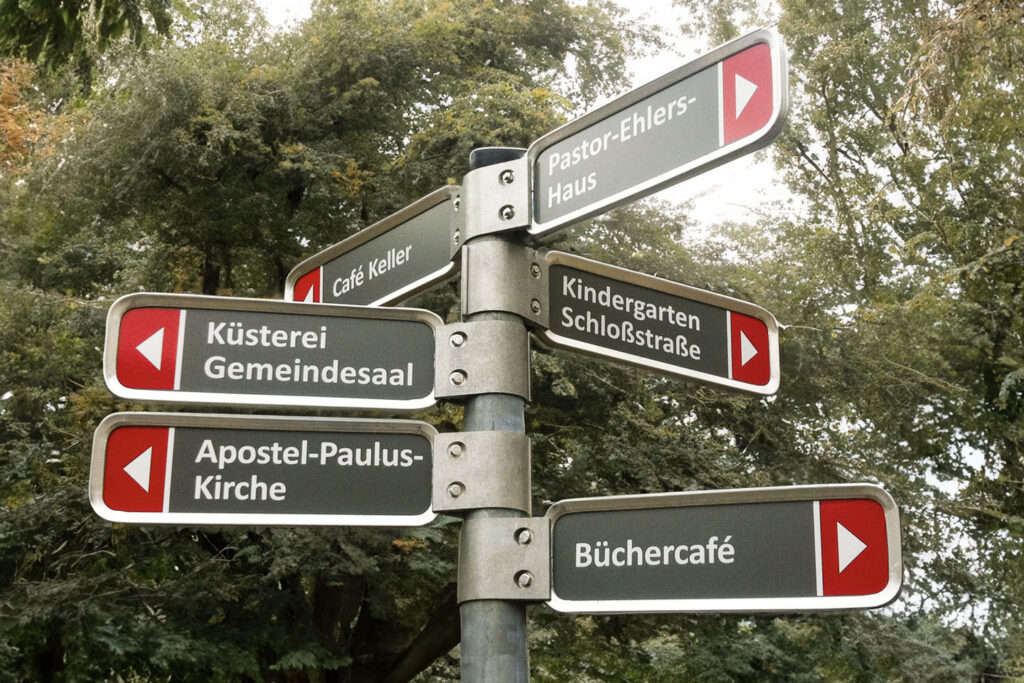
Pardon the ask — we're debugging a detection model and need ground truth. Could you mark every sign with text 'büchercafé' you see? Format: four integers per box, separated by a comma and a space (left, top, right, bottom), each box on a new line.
528, 29, 787, 238
91, 413, 436, 526
286, 186, 460, 306
104, 293, 440, 410
547, 484, 902, 614
535, 251, 780, 395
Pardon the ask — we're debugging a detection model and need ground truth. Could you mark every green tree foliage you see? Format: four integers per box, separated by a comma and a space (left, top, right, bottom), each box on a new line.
0, 1, 648, 680
0, 0, 174, 90
4, 0, 1022, 677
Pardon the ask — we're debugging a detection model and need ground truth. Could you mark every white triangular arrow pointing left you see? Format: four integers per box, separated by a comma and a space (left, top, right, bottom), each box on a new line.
136, 328, 164, 371
735, 73, 758, 119
740, 331, 759, 366
124, 447, 152, 492
837, 522, 867, 573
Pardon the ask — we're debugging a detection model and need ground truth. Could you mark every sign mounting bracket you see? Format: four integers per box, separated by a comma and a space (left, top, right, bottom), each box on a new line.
458, 516, 551, 604
434, 320, 531, 401
431, 431, 532, 514
455, 155, 531, 253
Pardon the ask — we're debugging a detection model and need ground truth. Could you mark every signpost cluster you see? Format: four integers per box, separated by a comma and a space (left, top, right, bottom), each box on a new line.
92, 29, 902, 682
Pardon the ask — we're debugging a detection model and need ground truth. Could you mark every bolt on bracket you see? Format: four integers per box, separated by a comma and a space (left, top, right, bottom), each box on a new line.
459, 240, 546, 327
454, 156, 530, 256
434, 320, 531, 401
457, 516, 551, 604
432, 431, 532, 515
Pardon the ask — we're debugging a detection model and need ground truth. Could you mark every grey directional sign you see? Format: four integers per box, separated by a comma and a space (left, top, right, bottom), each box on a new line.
528, 28, 787, 239
534, 251, 780, 395
286, 186, 460, 306
104, 293, 440, 410
91, 412, 436, 526
547, 484, 902, 614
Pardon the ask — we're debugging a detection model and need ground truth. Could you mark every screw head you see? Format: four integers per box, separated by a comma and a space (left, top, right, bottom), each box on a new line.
530, 299, 542, 314
447, 482, 465, 498
530, 263, 541, 278
515, 528, 533, 545
499, 169, 515, 185
450, 332, 467, 348
449, 370, 467, 386
515, 571, 534, 589
448, 442, 464, 458
499, 205, 515, 221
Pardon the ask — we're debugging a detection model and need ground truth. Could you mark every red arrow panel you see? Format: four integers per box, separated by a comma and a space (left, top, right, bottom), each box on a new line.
115, 307, 180, 390
729, 312, 771, 386
819, 499, 890, 596
103, 426, 169, 513
721, 43, 774, 146
291, 268, 321, 303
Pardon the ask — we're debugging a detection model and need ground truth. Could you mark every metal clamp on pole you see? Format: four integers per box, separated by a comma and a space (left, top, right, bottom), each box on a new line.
460, 239, 546, 327
434, 320, 531, 401
458, 517, 551, 604
454, 154, 530, 255
432, 432, 532, 515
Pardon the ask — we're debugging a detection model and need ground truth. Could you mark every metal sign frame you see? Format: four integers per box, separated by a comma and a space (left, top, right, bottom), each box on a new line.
534, 250, 781, 395
526, 28, 788, 239
104, 293, 441, 411
545, 483, 902, 614
90, 412, 438, 527
285, 186, 461, 306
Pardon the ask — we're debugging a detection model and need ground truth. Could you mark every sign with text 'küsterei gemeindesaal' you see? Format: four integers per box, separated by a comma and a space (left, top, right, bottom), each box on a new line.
91, 413, 437, 526
528, 28, 787, 239
535, 251, 780, 395
104, 293, 440, 411
547, 484, 902, 614
286, 186, 460, 306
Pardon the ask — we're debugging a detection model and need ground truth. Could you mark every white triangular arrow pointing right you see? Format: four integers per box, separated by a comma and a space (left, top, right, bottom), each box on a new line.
837, 522, 867, 573
302, 286, 316, 303
124, 447, 153, 492
740, 331, 759, 366
735, 73, 758, 119
136, 328, 165, 371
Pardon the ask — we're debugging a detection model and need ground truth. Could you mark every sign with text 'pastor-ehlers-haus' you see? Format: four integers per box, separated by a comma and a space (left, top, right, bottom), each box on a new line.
91, 413, 436, 526
528, 29, 787, 239
104, 293, 440, 411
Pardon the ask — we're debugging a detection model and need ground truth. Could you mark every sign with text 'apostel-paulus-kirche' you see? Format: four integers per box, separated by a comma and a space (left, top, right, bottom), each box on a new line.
547, 484, 902, 614
528, 29, 787, 238
104, 293, 440, 411
535, 251, 780, 395
286, 186, 459, 306
91, 413, 437, 526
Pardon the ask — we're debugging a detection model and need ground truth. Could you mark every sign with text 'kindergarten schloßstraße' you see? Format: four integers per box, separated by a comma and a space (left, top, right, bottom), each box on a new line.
527, 29, 787, 239
91, 413, 437, 526
104, 293, 440, 411
534, 251, 780, 395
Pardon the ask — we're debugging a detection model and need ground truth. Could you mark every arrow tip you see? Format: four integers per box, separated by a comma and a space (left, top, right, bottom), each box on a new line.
837, 522, 868, 573
124, 446, 153, 492
735, 73, 758, 119
136, 328, 165, 370
739, 331, 759, 366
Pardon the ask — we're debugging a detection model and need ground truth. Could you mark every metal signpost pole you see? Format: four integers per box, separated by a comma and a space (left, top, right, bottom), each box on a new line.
457, 148, 532, 682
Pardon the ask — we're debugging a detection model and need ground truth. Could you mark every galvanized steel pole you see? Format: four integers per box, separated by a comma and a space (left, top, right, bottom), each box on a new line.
458, 147, 531, 682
